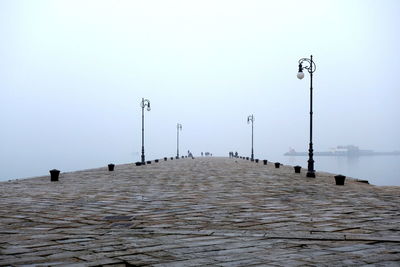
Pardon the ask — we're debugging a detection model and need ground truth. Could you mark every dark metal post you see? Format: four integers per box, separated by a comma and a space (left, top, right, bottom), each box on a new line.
308, 55, 315, 178
141, 98, 144, 164
247, 114, 255, 161
297, 55, 316, 177
140, 98, 151, 164
176, 123, 182, 158
251, 118, 254, 161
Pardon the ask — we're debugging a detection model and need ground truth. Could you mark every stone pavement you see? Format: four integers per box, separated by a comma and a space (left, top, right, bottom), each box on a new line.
0, 157, 399, 266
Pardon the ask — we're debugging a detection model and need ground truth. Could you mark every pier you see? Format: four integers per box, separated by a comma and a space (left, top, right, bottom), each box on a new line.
1, 157, 399, 266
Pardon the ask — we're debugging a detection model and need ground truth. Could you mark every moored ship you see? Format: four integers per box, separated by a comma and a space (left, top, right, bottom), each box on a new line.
284, 145, 400, 157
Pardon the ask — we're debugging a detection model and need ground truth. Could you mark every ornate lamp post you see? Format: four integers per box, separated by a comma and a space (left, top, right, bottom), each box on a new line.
140, 98, 151, 164
176, 123, 182, 158
297, 55, 316, 178
247, 114, 255, 161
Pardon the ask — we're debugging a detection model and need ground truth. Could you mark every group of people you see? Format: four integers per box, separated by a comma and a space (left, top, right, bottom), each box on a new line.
229, 151, 239, 158
201, 152, 212, 157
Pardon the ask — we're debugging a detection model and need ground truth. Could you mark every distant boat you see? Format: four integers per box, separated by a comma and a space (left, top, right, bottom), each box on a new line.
284, 145, 400, 157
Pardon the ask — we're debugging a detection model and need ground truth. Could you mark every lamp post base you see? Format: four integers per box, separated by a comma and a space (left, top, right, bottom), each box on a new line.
306, 171, 316, 178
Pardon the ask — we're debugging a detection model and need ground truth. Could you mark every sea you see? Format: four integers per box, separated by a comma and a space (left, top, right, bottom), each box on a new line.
1, 155, 399, 187
276, 155, 400, 186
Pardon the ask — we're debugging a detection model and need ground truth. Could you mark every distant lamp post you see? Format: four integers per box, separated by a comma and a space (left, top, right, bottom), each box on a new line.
176, 123, 182, 158
297, 55, 316, 178
247, 114, 255, 161
140, 98, 151, 164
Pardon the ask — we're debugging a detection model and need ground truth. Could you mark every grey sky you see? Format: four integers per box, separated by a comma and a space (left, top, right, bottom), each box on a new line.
1, 0, 399, 180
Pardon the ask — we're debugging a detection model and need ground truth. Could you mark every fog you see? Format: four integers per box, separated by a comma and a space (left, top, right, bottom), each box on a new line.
1, 0, 400, 181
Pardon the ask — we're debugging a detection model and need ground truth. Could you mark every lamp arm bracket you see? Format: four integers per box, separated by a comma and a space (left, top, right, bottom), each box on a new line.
298, 58, 316, 74
140, 99, 151, 109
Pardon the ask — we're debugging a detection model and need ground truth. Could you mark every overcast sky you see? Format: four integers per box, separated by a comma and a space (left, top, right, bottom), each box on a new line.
1, 0, 399, 180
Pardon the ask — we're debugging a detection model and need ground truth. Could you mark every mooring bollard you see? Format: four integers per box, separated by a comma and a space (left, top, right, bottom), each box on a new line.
274, 162, 281, 168
170, 157, 174, 160
334, 175, 346, 185
294, 165, 301, 173
263, 160, 268, 165
49, 169, 60, 182
155, 159, 159, 163
108, 164, 115, 171
255, 159, 259, 163
164, 157, 167, 161
246, 157, 249, 160
135, 162, 142, 166
146, 161, 151, 164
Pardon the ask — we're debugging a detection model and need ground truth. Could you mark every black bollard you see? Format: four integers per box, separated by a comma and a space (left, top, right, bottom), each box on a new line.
146, 161, 151, 164
108, 164, 115, 171
255, 159, 259, 163
263, 160, 268, 165
294, 165, 301, 173
135, 162, 142, 166
274, 162, 281, 168
49, 169, 60, 182
155, 159, 159, 163
170, 157, 174, 160
334, 175, 346, 185
246, 157, 249, 160
164, 157, 167, 161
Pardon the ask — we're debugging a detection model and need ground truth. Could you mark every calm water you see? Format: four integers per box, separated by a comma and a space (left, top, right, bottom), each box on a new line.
1, 155, 399, 186
275, 155, 400, 186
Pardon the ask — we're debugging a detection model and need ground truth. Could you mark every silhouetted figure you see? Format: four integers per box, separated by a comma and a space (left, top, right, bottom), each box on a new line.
235, 151, 238, 158
201, 152, 204, 157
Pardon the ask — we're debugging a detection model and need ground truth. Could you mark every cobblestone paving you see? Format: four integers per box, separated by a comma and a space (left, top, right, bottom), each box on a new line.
1, 157, 399, 266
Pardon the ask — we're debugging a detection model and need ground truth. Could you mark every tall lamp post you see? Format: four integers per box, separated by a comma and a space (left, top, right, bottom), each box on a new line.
247, 114, 255, 161
176, 123, 182, 158
140, 98, 151, 164
297, 55, 316, 178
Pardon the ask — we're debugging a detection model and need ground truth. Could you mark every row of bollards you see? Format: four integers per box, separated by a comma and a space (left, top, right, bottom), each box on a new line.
235, 155, 347, 185
134, 155, 192, 167
50, 155, 194, 182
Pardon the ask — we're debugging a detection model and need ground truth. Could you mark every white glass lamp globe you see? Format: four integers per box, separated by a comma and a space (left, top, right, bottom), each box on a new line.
297, 72, 305, 79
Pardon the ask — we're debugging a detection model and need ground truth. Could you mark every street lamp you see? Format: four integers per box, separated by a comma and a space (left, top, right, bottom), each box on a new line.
247, 114, 255, 161
140, 98, 151, 164
176, 123, 182, 158
297, 55, 316, 178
